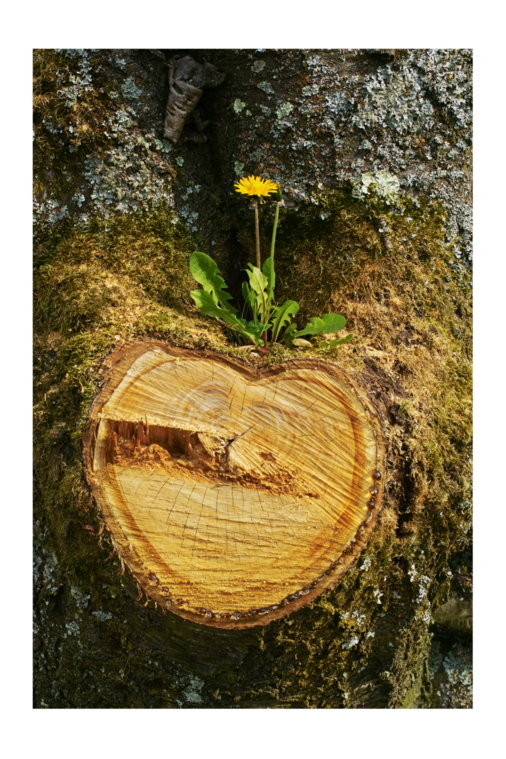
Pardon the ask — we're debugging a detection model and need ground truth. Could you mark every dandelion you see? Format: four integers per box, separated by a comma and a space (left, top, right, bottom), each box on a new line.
189, 172, 349, 352
234, 175, 279, 267
234, 175, 279, 197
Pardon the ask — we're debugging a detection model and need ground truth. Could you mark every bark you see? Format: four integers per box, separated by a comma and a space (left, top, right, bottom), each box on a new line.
33, 48, 472, 708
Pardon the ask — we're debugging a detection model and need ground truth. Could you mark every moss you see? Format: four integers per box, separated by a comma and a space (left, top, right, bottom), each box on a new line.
35, 208, 196, 334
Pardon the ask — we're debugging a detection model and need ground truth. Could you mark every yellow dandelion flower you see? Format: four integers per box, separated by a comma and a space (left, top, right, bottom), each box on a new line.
234, 175, 279, 197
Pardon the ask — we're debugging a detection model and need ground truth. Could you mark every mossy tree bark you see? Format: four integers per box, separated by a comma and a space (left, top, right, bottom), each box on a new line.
33, 48, 472, 708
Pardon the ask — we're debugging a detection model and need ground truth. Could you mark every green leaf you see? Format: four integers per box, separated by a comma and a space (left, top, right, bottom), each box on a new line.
262, 256, 275, 301
191, 290, 259, 344
242, 280, 256, 319
247, 264, 269, 298
294, 313, 347, 337
294, 316, 324, 337
328, 334, 354, 346
190, 251, 236, 314
190, 290, 236, 325
319, 334, 353, 348
246, 264, 269, 322
245, 320, 267, 341
271, 300, 299, 343
242, 280, 253, 307
320, 313, 347, 333
281, 322, 297, 348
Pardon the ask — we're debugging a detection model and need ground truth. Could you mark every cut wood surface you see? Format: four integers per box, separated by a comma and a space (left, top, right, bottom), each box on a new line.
84, 343, 384, 627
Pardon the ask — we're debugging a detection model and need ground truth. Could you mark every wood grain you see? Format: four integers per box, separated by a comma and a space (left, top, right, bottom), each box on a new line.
84, 343, 384, 627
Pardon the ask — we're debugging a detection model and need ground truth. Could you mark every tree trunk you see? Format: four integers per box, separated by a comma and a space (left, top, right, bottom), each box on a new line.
33, 48, 472, 709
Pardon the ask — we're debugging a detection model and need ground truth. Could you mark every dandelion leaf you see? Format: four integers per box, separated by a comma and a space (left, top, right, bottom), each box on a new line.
271, 300, 299, 342
190, 251, 236, 314
295, 313, 347, 337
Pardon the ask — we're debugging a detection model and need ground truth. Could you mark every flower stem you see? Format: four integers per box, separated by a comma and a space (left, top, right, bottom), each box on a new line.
270, 201, 280, 263
253, 200, 261, 269
266, 200, 280, 310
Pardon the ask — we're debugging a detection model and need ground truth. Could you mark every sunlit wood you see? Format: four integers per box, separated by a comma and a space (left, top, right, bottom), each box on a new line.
84, 343, 384, 627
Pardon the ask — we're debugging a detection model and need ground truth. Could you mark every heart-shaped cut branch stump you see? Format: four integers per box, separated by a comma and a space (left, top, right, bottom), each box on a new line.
84, 343, 384, 628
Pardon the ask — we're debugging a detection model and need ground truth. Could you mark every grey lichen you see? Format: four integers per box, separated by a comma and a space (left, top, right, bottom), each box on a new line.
65, 621, 80, 637
257, 81, 275, 95
276, 102, 293, 120
182, 676, 205, 704
342, 636, 360, 650
233, 98, 247, 114
56, 55, 94, 108
70, 586, 91, 610
351, 170, 400, 203
428, 639, 472, 708
92, 610, 113, 621
34, 49, 178, 234
352, 68, 436, 135
251, 60, 266, 74
121, 76, 143, 100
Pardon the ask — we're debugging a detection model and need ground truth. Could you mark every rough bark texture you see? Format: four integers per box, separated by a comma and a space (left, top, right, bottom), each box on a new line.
33, 48, 472, 708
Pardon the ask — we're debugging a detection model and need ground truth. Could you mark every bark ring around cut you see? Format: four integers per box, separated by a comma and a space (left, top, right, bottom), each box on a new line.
84, 342, 384, 628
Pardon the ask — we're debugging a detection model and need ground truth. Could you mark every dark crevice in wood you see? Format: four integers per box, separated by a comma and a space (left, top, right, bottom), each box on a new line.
107, 419, 201, 460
